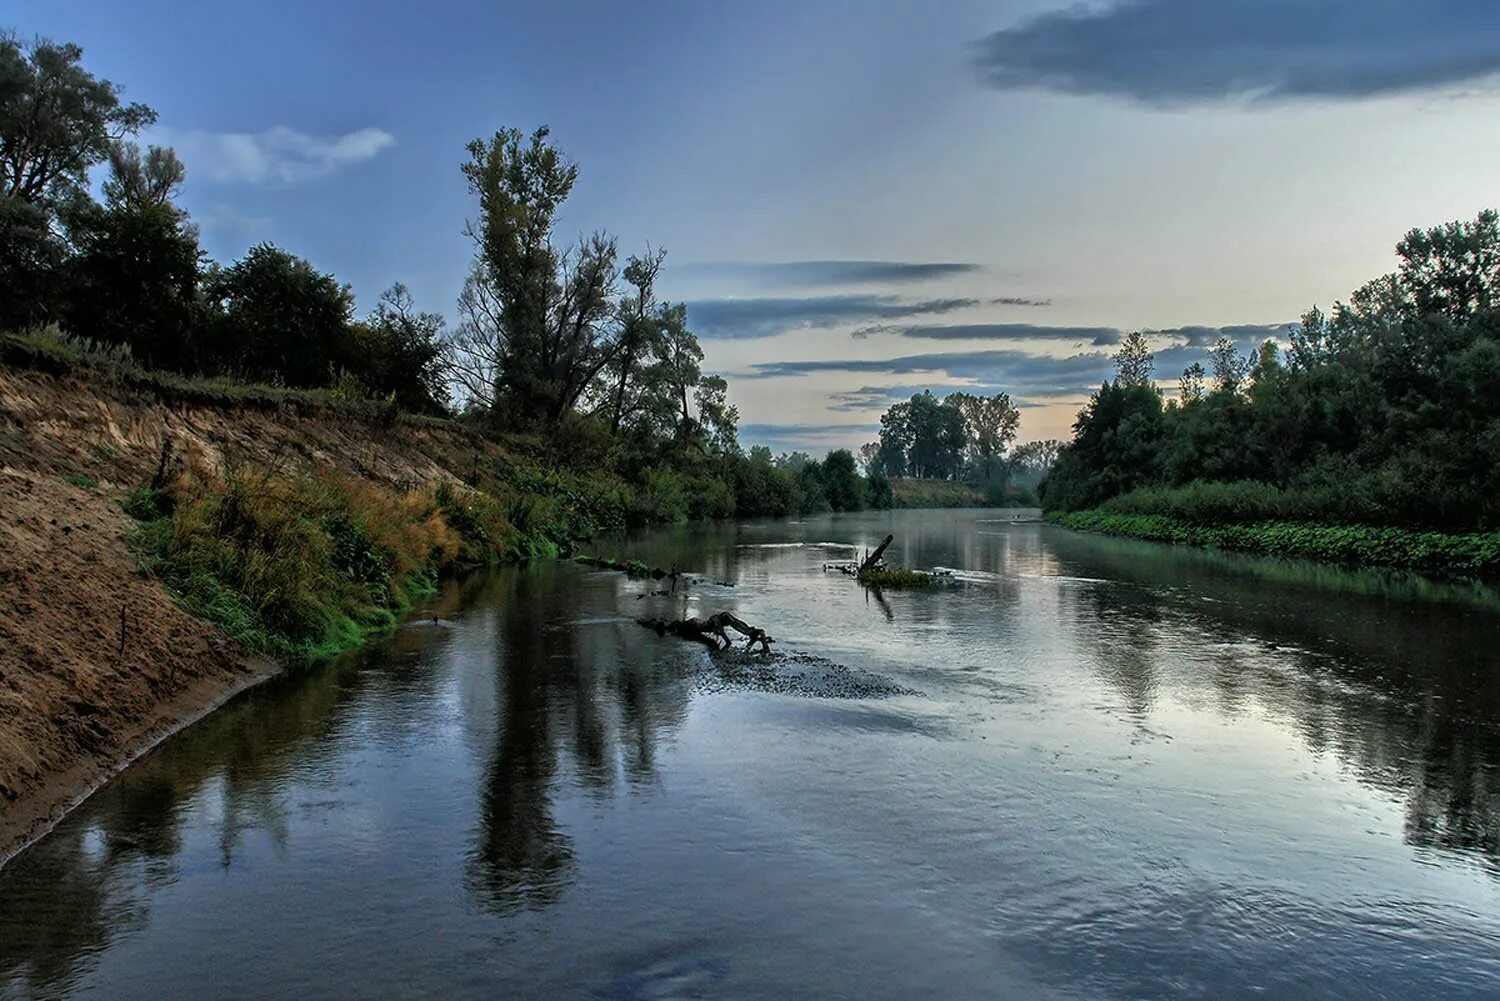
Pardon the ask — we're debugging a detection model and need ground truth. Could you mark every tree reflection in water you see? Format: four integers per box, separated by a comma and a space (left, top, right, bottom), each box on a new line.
465, 562, 692, 914
1053, 529, 1500, 876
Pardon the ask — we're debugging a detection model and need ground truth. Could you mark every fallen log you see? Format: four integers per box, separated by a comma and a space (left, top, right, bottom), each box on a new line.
637, 611, 774, 652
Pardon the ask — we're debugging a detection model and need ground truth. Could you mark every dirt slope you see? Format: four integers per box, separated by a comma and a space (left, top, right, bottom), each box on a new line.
0, 367, 482, 864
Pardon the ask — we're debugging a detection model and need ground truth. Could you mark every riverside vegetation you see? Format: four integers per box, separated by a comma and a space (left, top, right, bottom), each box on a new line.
1040, 211, 1500, 579
0, 32, 1043, 667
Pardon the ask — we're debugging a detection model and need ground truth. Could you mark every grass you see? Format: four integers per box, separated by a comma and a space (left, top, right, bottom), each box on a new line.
64, 473, 98, 489
1, 328, 468, 434
123, 463, 600, 661
1050, 509, 1500, 580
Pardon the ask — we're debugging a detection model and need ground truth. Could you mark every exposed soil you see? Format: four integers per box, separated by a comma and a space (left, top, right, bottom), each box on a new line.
0, 367, 486, 866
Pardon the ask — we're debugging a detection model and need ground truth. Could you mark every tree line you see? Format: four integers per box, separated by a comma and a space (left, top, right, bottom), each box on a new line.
0, 31, 913, 522
1042, 211, 1500, 531
860, 389, 1060, 505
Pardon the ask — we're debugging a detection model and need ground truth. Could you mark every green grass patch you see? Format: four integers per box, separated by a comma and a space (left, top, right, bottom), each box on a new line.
64, 473, 98, 489
1050, 509, 1500, 579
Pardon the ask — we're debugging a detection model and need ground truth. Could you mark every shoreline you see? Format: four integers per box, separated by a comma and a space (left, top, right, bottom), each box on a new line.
0, 656, 281, 872
1047, 509, 1500, 581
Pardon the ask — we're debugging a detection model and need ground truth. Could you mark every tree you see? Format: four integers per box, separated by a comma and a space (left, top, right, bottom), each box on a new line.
1114, 331, 1155, 387
1, 33, 154, 327
1208, 337, 1251, 395
822, 449, 867, 512
895, 391, 967, 479
352, 283, 448, 413
948, 391, 1021, 472
1, 33, 155, 205
64, 144, 202, 365
606, 248, 666, 433
693, 375, 739, 456
457, 126, 625, 424
1179, 362, 1206, 404
203, 243, 354, 386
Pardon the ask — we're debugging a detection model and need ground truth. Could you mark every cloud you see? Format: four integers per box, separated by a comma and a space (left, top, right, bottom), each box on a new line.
1151, 323, 1296, 347
159, 125, 396, 184
746, 348, 1117, 398
866, 323, 1120, 346
737, 422, 883, 454
971, 0, 1500, 105
684, 294, 991, 340
677, 260, 985, 288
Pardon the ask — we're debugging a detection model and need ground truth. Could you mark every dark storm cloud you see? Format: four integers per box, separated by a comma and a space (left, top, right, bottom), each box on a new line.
685, 294, 988, 340
679, 260, 985, 287
971, 0, 1500, 105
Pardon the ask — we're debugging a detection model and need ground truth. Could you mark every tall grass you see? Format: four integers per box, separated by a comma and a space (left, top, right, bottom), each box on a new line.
126, 464, 592, 660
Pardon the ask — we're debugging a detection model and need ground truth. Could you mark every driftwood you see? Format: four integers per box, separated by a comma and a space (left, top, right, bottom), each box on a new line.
860, 534, 894, 572
826, 533, 896, 577
638, 611, 774, 652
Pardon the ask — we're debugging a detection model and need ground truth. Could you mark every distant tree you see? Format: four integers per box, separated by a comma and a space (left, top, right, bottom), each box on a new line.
948, 391, 1021, 472
822, 448, 866, 512
1009, 439, 1062, 479
1179, 362, 1206, 404
352, 283, 448, 413
1208, 337, 1251, 395
693, 375, 739, 456
857, 441, 881, 475
1113, 331, 1155, 387
203, 243, 354, 386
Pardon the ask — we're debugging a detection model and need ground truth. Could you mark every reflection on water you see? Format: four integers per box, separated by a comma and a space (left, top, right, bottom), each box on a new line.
3, 510, 1500, 999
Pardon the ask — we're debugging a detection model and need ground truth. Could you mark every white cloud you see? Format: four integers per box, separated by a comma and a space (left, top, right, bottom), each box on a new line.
155, 125, 396, 184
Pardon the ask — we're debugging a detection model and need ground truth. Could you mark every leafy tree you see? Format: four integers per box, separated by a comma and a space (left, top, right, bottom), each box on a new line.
0, 33, 154, 205
822, 449, 867, 512
1208, 337, 1251, 395
351, 283, 448, 413
457, 126, 625, 424
1, 33, 154, 327
63, 144, 202, 364
948, 391, 1021, 469
1179, 362, 1206, 404
1114, 331, 1155, 387
203, 243, 354, 386
877, 390, 967, 479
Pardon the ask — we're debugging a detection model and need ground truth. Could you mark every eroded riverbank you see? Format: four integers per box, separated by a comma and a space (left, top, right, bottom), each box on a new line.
5, 510, 1500, 999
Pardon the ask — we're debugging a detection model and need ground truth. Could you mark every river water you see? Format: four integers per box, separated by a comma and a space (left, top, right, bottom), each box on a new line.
3, 509, 1500, 999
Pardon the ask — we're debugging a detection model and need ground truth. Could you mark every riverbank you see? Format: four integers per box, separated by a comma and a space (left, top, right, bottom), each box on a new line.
1049, 509, 1500, 579
0, 362, 613, 865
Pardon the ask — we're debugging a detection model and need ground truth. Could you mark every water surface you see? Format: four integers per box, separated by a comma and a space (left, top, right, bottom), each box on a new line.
3, 509, 1500, 999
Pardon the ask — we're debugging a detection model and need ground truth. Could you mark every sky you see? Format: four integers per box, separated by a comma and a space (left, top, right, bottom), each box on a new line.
13, 0, 1500, 454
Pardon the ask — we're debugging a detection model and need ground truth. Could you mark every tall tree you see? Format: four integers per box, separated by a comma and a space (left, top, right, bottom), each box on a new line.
1113, 331, 1155, 387
457, 126, 624, 424
203, 243, 354, 386
1, 33, 154, 328
64, 143, 201, 364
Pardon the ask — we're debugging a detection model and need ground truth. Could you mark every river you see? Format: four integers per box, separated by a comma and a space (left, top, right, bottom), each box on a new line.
2, 509, 1499, 999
